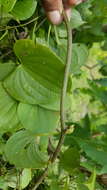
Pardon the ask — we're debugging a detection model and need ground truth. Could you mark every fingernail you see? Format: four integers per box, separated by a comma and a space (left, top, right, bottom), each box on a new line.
47, 10, 63, 25
76, 0, 82, 5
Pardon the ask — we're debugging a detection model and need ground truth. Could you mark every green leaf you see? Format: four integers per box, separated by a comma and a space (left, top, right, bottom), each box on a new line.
39, 136, 49, 151
0, 82, 19, 134
17, 103, 59, 135
73, 115, 91, 139
94, 78, 107, 87
81, 161, 97, 174
11, 0, 37, 20
85, 169, 96, 190
0, 62, 16, 81
58, 41, 88, 74
0, 177, 8, 190
88, 80, 107, 104
99, 165, 107, 175
14, 39, 71, 93
20, 169, 32, 189
77, 184, 89, 190
6, 173, 18, 188
5, 130, 48, 168
77, 139, 107, 166
60, 147, 80, 173
1, 0, 17, 12
4, 65, 71, 111
71, 44, 88, 74
71, 8, 85, 29
50, 181, 62, 190
0, 11, 13, 25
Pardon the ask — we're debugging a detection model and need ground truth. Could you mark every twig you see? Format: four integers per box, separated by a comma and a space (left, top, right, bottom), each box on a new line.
0, 50, 13, 60
0, 30, 8, 41
32, 167, 49, 190
50, 130, 66, 163
47, 138, 55, 155
32, 11, 72, 190
35, 18, 47, 32
0, 17, 39, 32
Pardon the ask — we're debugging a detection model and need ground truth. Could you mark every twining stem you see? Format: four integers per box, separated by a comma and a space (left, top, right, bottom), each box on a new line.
60, 11, 72, 131
50, 11, 72, 163
0, 17, 46, 32
32, 13, 72, 190
50, 130, 66, 163
32, 167, 49, 190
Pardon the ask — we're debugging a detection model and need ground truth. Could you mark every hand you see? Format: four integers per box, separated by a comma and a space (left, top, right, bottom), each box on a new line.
42, 0, 84, 25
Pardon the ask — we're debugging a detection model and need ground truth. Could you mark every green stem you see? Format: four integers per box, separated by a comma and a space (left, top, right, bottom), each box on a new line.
0, 17, 39, 32
60, 12, 72, 131
32, 21, 37, 42
54, 25, 61, 45
47, 25, 52, 45
32, 12, 72, 190
0, 30, 8, 41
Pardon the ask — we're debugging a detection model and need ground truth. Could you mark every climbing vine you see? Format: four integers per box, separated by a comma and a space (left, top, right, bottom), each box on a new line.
0, 0, 107, 190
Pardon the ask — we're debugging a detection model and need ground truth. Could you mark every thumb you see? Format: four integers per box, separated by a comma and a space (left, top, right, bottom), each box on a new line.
42, 0, 63, 25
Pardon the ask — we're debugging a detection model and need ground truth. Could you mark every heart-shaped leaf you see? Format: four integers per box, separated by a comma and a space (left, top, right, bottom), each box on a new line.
0, 62, 16, 81
71, 44, 88, 74
5, 130, 48, 168
1, 0, 16, 12
20, 169, 32, 189
14, 39, 71, 93
71, 8, 85, 29
17, 103, 59, 135
0, 82, 19, 134
60, 147, 80, 173
4, 65, 71, 111
11, 0, 37, 20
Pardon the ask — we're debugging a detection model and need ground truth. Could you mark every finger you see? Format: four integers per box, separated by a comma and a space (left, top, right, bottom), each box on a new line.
63, 0, 82, 9
62, 0, 72, 21
42, 0, 63, 25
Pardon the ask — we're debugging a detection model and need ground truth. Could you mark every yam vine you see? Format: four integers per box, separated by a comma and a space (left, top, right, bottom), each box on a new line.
0, 1, 107, 190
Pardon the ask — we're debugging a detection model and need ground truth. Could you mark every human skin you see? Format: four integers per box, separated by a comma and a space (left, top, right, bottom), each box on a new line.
42, 0, 85, 25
